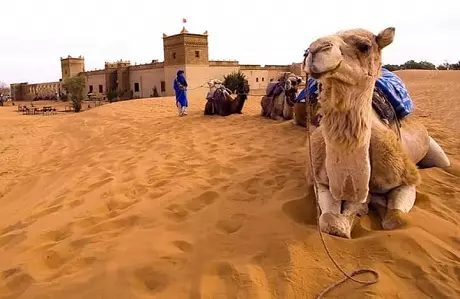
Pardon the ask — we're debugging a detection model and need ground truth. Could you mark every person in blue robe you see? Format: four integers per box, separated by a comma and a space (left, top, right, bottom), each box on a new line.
173, 70, 188, 116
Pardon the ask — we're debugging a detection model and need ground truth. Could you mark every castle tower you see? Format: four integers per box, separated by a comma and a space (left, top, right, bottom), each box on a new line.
163, 27, 210, 96
61, 56, 85, 81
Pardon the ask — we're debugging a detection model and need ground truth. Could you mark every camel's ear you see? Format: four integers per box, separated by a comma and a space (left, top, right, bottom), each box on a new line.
376, 27, 395, 49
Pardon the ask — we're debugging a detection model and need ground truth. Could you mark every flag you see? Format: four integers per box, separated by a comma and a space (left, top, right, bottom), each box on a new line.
182, 18, 187, 23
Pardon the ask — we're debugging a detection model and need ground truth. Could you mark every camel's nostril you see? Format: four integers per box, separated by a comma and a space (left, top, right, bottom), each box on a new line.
311, 65, 321, 74
320, 44, 333, 52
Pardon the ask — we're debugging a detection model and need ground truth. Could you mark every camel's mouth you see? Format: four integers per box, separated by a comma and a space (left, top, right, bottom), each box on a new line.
309, 60, 342, 80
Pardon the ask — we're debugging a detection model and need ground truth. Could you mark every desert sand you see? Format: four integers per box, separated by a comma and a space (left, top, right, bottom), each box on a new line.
0, 70, 459, 299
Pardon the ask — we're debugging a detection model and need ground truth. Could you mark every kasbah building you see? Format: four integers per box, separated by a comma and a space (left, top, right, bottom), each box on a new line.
10, 27, 304, 101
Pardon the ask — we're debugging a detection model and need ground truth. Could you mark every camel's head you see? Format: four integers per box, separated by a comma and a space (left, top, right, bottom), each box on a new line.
303, 27, 395, 85
208, 79, 223, 90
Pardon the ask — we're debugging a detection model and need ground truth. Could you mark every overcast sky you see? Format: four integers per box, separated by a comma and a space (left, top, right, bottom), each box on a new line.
1, 0, 459, 85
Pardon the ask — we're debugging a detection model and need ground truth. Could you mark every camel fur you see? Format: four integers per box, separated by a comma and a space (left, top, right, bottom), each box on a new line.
261, 73, 302, 120
303, 27, 451, 238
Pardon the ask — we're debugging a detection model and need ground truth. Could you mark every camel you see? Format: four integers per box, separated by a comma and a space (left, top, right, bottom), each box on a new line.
204, 80, 247, 116
303, 27, 451, 238
293, 77, 322, 128
261, 73, 302, 120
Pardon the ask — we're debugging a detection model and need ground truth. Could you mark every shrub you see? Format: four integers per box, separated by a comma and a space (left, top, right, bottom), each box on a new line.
62, 75, 85, 112
223, 71, 250, 95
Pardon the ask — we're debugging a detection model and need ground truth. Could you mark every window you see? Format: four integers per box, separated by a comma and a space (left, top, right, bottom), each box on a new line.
64, 70, 68, 75
89, 85, 93, 93
160, 81, 166, 92
195, 51, 200, 58
270, 78, 274, 82
99, 85, 103, 93
134, 82, 140, 92
172, 52, 176, 59
256, 78, 259, 82
262, 77, 264, 82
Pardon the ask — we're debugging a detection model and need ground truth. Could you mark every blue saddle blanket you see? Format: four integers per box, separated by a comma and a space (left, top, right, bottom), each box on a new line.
296, 68, 413, 118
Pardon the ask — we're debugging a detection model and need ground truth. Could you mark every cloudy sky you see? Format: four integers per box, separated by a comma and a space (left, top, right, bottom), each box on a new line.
1, 0, 459, 85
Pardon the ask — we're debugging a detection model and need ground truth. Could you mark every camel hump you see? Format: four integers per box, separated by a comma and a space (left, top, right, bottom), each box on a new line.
418, 136, 451, 169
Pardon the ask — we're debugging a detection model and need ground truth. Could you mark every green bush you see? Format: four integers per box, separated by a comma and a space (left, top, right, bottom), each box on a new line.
62, 75, 85, 112
223, 71, 250, 95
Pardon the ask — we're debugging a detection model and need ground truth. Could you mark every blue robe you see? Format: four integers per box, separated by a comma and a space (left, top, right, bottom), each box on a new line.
174, 75, 188, 107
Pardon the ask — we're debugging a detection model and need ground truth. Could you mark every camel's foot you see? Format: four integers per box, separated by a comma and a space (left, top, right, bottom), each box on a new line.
343, 200, 369, 217
382, 209, 409, 230
319, 212, 352, 239
271, 115, 283, 121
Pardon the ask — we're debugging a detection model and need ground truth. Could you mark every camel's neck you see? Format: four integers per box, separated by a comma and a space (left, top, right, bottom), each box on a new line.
320, 80, 375, 203
320, 81, 374, 149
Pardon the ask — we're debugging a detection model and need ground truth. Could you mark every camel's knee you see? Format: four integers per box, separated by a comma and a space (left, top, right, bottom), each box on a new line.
418, 136, 451, 168
381, 185, 416, 230
283, 105, 293, 120
343, 196, 369, 217
316, 184, 341, 214
319, 212, 353, 239
387, 185, 416, 213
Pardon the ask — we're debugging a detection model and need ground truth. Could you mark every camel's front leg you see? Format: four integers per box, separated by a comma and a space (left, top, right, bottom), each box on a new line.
383, 185, 416, 230
370, 185, 416, 230
316, 184, 353, 239
282, 102, 293, 120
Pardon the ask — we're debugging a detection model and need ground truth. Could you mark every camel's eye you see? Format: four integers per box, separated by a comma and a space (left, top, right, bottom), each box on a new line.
357, 42, 371, 53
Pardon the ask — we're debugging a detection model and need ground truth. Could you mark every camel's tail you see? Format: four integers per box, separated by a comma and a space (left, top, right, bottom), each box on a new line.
418, 136, 451, 169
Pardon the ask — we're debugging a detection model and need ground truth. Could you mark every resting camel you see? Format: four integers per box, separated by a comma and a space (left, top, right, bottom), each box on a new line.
204, 80, 247, 116
303, 27, 451, 238
261, 73, 302, 120
293, 78, 322, 128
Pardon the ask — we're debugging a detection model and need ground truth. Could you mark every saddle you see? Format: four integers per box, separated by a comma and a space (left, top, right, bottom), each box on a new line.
265, 76, 300, 108
205, 86, 234, 115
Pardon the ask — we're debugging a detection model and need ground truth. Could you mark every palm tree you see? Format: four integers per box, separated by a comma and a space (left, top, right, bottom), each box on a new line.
223, 71, 250, 95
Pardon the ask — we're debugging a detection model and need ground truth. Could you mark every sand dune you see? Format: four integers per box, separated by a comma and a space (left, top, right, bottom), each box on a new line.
0, 70, 459, 298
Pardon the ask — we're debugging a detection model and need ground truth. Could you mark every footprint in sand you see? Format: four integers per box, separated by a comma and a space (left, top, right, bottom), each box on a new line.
172, 240, 194, 253
1, 267, 35, 295
134, 266, 170, 294
148, 190, 171, 200
124, 184, 149, 199
153, 179, 171, 188
85, 215, 140, 235
68, 198, 85, 208
27, 204, 63, 222
42, 224, 73, 242
415, 191, 432, 209
0, 231, 28, 249
216, 214, 247, 234
186, 191, 219, 212
196, 261, 270, 299
208, 165, 237, 177
75, 177, 114, 197
47, 196, 66, 208
240, 177, 262, 196
106, 198, 138, 212
0, 220, 36, 236
165, 204, 189, 222
42, 249, 69, 269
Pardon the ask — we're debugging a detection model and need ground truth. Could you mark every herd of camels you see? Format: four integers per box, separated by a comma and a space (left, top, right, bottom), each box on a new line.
204, 27, 451, 239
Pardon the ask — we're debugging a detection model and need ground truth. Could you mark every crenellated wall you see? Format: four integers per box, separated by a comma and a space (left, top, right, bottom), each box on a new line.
11, 28, 303, 100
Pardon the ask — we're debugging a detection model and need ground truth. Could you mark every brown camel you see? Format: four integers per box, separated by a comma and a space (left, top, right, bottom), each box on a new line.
261, 73, 302, 120
204, 80, 247, 116
303, 27, 451, 238
293, 79, 321, 128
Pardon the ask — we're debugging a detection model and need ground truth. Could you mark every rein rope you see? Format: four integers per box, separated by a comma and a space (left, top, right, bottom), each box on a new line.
303, 72, 380, 298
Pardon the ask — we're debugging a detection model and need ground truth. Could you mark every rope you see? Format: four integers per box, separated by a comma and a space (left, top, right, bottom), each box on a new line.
304, 81, 380, 299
